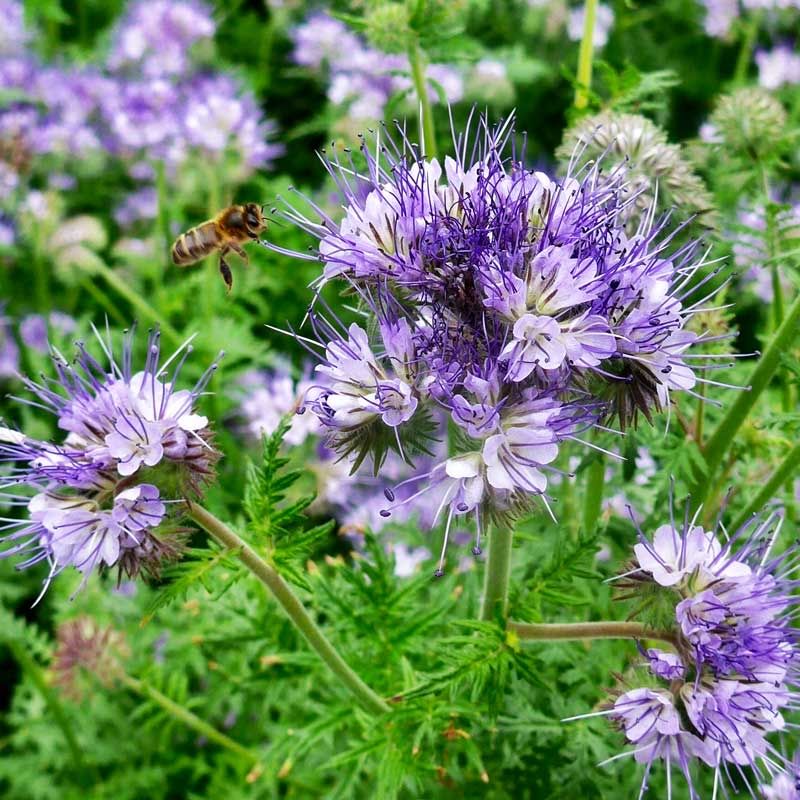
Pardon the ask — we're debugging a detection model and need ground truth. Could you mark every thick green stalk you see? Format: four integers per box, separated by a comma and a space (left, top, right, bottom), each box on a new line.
6, 640, 84, 766
508, 620, 677, 647
573, 0, 598, 109
690, 292, 800, 507
582, 453, 606, 534
479, 523, 514, 621
187, 503, 390, 716
730, 442, 800, 532
120, 673, 259, 765
93, 261, 183, 346
408, 42, 437, 158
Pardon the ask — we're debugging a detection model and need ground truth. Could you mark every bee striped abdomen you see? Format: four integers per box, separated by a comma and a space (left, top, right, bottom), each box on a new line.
171, 222, 219, 266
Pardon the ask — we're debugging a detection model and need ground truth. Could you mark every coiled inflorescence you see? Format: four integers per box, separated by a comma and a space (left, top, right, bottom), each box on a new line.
279, 113, 728, 570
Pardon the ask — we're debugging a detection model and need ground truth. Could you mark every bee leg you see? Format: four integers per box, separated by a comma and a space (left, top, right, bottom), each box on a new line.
219, 247, 233, 293
230, 242, 249, 266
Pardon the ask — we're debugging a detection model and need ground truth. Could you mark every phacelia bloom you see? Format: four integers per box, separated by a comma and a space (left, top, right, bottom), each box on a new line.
236, 368, 320, 447
592, 507, 800, 797
567, 3, 615, 48
732, 202, 800, 302
0, 326, 221, 596
0, 307, 19, 378
0, 0, 30, 57
107, 0, 216, 78
756, 45, 800, 90
290, 11, 463, 127
557, 112, 714, 226
280, 113, 725, 569
700, 0, 739, 38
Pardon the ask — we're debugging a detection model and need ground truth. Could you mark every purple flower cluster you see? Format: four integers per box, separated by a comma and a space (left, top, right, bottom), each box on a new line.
291, 12, 463, 126
280, 114, 722, 565
756, 45, 800, 89
0, 326, 220, 597
0, 0, 281, 230
603, 510, 799, 797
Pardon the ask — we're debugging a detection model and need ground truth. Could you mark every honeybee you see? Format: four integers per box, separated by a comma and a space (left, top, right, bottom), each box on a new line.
171, 202, 267, 292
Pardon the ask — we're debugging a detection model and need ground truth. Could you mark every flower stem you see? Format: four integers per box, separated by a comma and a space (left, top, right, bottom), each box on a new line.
119, 672, 261, 769
730, 441, 800, 532
186, 503, 390, 716
733, 12, 760, 86
93, 261, 183, 347
479, 523, 514, 621
508, 620, 677, 646
582, 452, 606, 534
6, 640, 84, 767
690, 291, 800, 508
573, 0, 598, 109
408, 42, 437, 159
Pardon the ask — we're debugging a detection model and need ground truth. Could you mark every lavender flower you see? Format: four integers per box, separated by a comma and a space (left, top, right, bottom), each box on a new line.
700, 0, 739, 38
107, 0, 216, 78
0, 307, 19, 378
587, 507, 800, 797
0, 326, 221, 596
0, 0, 30, 57
756, 45, 800, 89
567, 3, 614, 48
290, 11, 463, 127
280, 113, 725, 570
236, 368, 320, 447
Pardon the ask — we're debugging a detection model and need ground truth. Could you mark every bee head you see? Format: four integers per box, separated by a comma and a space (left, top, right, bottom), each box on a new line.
243, 202, 266, 236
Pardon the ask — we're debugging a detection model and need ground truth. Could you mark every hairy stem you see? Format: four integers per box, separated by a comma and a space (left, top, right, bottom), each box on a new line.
508, 620, 677, 646
187, 503, 390, 715
573, 0, 598, 109
730, 442, 800, 532
582, 453, 606, 534
120, 673, 260, 767
479, 523, 514, 621
6, 640, 84, 767
690, 292, 800, 508
408, 42, 437, 159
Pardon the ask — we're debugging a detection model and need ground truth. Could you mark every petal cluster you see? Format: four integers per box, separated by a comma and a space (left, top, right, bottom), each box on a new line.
0, 326, 219, 595
281, 114, 722, 565
610, 511, 799, 797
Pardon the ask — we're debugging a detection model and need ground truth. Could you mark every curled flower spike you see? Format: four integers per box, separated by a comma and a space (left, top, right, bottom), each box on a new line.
0, 324, 222, 598
588, 502, 800, 798
275, 111, 733, 570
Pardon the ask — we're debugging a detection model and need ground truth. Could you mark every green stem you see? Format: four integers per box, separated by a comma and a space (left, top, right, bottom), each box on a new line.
690, 292, 800, 508
733, 12, 760, 86
120, 673, 260, 765
6, 641, 83, 766
187, 503, 390, 716
508, 620, 677, 647
582, 453, 606, 534
93, 261, 183, 347
730, 442, 800, 532
573, 0, 598, 109
80, 278, 128, 327
694, 380, 707, 444
479, 523, 514, 621
408, 42, 437, 159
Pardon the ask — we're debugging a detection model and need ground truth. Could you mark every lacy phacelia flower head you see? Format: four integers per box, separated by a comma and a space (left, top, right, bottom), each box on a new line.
279, 112, 726, 569
0, 325, 221, 596
599, 508, 800, 797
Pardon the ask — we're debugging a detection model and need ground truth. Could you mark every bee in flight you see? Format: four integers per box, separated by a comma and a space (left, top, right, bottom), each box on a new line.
171, 202, 268, 292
